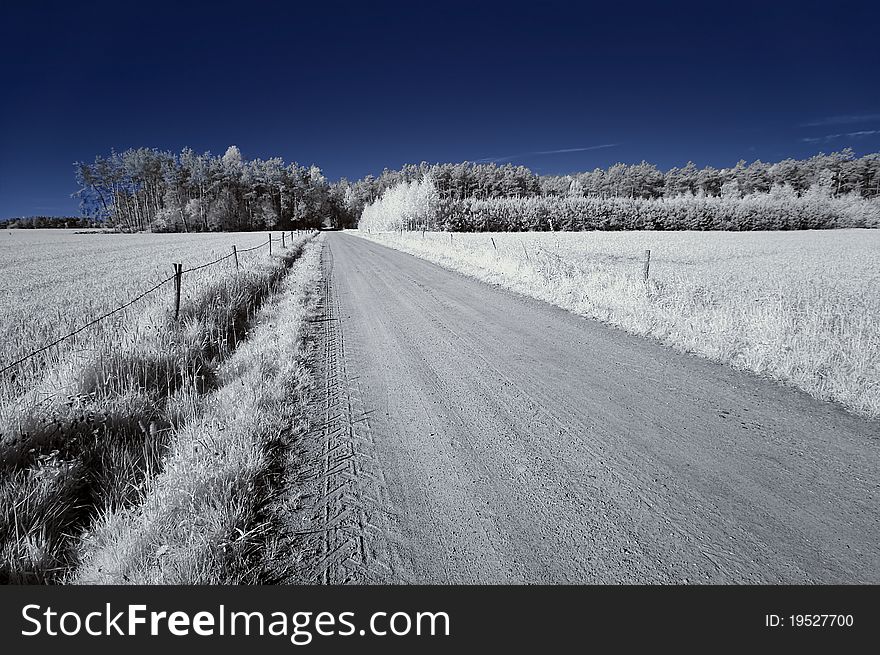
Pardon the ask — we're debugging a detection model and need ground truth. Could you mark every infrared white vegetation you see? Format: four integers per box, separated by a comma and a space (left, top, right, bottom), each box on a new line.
72, 236, 324, 583
359, 177, 440, 232
358, 177, 880, 232
0, 229, 279, 395
0, 229, 315, 582
352, 228, 880, 420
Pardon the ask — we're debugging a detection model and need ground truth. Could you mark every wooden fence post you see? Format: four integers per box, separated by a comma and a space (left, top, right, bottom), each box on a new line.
491, 237, 497, 250
282, 231, 286, 248
173, 263, 183, 320
232, 245, 239, 271
643, 249, 651, 283
268, 233, 272, 256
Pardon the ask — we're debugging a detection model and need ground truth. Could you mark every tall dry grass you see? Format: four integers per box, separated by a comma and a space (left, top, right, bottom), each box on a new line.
0, 230, 313, 582
71, 236, 324, 584
0, 229, 287, 398
353, 229, 880, 419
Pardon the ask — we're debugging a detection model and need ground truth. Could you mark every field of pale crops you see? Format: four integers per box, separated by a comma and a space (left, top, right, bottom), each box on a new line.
0, 228, 315, 582
74, 237, 324, 583
354, 228, 880, 419
0, 229, 289, 394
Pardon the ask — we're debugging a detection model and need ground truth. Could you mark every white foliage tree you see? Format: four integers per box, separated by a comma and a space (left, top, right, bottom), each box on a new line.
359, 177, 440, 231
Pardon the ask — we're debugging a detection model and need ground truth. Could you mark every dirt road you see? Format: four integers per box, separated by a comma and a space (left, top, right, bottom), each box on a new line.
290, 232, 879, 584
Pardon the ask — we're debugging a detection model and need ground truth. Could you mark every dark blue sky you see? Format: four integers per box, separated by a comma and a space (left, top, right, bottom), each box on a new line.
1, 0, 878, 217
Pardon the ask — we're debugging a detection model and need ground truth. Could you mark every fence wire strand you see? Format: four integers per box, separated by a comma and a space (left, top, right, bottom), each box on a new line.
181, 249, 236, 274
0, 232, 304, 376
0, 274, 176, 376
237, 242, 267, 253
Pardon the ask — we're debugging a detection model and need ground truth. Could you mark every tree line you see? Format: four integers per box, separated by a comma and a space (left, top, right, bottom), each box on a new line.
334, 162, 542, 228
358, 174, 880, 233
438, 189, 880, 232
539, 149, 880, 200
74, 146, 348, 232
73, 146, 880, 232
337, 149, 880, 229
0, 216, 98, 229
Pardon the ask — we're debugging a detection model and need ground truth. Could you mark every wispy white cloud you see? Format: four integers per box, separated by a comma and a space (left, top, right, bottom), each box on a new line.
801, 130, 880, 143
800, 114, 880, 127
474, 143, 618, 164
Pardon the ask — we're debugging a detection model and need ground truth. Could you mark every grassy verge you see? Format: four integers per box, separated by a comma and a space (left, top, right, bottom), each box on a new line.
0, 235, 314, 583
70, 235, 323, 584
352, 229, 879, 419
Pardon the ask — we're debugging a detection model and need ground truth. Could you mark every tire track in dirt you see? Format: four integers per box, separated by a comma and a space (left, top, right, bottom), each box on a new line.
287, 241, 398, 584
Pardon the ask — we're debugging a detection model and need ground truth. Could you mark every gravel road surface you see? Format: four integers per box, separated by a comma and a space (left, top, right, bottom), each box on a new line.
293, 232, 879, 584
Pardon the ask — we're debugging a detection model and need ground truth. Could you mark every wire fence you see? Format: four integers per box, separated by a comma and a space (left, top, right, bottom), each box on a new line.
0, 230, 314, 377
181, 249, 236, 274
237, 242, 267, 253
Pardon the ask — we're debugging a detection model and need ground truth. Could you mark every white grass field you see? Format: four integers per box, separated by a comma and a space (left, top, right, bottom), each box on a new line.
0, 228, 317, 582
0, 229, 284, 393
73, 236, 324, 583
353, 229, 880, 419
